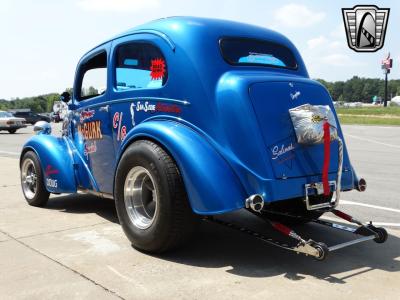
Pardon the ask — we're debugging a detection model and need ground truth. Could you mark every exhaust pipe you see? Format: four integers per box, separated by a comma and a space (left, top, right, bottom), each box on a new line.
245, 194, 264, 212
355, 178, 367, 192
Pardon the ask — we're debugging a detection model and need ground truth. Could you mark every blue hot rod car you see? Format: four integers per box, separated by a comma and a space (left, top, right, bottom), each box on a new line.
20, 17, 387, 259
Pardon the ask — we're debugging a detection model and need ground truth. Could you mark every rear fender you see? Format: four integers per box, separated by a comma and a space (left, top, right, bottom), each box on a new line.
117, 120, 247, 215
20, 135, 77, 193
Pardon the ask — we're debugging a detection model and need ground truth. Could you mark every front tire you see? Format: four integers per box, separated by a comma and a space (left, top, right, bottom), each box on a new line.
8, 129, 17, 134
372, 227, 388, 244
20, 151, 50, 207
314, 242, 329, 261
114, 140, 195, 253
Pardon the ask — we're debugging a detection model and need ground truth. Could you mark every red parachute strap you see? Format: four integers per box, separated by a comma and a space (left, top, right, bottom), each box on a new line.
322, 120, 331, 196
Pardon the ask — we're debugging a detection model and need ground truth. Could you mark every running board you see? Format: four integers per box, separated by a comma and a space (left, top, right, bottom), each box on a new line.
205, 209, 388, 261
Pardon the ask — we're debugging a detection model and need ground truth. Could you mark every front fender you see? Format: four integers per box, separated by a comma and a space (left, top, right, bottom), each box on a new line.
21, 135, 77, 193
118, 120, 247, 215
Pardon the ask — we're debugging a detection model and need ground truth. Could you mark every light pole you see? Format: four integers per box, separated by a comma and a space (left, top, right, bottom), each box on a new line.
381, 53, 393, 107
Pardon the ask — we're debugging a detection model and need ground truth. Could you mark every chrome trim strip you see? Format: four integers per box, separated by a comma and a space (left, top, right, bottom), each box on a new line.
76, 97, 190, 110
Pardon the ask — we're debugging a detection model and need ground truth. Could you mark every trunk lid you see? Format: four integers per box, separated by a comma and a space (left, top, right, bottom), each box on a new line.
249, 80, 339, 179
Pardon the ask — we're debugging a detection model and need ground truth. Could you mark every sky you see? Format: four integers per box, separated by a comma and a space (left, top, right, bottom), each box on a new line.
0, 0, 399, 99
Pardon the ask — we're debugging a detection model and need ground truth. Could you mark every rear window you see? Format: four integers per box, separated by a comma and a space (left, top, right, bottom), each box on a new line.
220, 38, 297, 69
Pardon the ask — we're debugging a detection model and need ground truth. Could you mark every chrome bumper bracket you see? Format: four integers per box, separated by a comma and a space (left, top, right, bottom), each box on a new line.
304, 181, 337, 210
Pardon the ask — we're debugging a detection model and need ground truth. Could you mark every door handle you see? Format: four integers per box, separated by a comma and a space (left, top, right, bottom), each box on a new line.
99, 105, 109, 112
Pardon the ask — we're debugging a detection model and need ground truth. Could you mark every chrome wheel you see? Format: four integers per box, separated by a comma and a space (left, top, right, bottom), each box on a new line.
21, 158, 38, 200
123, 166, 158, 230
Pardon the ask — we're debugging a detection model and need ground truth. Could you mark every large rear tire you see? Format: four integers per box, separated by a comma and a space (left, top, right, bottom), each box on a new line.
114, 140, 196, 253
20, 151, 50, 207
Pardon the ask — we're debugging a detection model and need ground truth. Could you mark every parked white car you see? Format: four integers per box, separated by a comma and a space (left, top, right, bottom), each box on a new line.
0, 110, 27, 134
390, 96, 400, 106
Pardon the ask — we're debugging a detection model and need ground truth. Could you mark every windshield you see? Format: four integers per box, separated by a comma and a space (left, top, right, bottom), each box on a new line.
0, 111, 13, 118
220, 38, 297, 69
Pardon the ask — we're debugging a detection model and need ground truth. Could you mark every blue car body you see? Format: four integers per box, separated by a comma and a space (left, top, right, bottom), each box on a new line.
21, 17, 357, 215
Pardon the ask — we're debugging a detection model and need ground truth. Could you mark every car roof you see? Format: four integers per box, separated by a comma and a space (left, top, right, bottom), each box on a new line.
78, 16, 308, 78
84, 16, 297, 58
120, 16, 290, 43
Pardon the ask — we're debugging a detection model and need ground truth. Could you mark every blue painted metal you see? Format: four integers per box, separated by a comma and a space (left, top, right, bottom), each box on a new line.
21, 135, 77, 193
118, 120, 246, 214
21, 17, 357, 215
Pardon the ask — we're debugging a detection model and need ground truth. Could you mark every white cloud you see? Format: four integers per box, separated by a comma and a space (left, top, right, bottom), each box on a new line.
307, 36, 328, 49
307, 35, 345, 51
77, 0, 159, 13
330, 24, 345, 39
302, 33, 366, 78
329, 40, 343, 50
274, 4, 325, 28
320, 54, 364, 67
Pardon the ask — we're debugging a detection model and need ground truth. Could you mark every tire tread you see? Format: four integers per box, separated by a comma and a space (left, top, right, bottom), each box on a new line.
115, 140, 195, 253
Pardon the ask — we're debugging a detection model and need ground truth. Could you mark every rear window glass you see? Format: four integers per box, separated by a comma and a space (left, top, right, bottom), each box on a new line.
220, 38, 297, 69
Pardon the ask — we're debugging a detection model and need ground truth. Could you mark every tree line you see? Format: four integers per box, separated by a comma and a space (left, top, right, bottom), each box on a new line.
317, 76, 400, 103
0, 88, 73, 113
1, 77, 400, 113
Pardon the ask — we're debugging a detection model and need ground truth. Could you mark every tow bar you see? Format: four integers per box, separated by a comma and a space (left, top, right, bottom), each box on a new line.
206, 209, 388, 261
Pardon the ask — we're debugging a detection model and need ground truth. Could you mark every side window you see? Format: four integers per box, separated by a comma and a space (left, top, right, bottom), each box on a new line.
79, 51, 107, 100
115, 43, 167, 90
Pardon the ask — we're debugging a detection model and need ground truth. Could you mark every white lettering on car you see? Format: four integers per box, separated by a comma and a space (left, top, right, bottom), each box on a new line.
46, 178, 58, 188
271, 143, 295, 160
136, 101, 156, 112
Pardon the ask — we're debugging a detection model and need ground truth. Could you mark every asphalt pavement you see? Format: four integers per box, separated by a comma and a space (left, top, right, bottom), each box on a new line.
0, 124, 399, 299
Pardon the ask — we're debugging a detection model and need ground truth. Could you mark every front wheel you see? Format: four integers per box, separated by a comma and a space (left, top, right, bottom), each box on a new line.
20, 151, 50, 207
8, 129, 17, 134
114, 140, 196, 253
372, 227, 388, 244
313, 242, 329, 261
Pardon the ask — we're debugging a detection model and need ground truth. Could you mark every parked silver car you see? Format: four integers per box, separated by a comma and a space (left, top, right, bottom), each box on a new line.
0, 111, 27, 134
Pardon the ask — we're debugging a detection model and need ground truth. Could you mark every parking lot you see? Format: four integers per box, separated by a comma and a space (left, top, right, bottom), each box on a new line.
0, 124, 399, 299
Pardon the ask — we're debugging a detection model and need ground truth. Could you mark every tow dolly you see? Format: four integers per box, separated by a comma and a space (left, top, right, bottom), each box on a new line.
207, 208, 388, 261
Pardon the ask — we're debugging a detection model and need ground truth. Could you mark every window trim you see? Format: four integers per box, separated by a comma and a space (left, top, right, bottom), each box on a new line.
218, 37, 298, 71
113, 41, 168, 92
76, 50, 108, 102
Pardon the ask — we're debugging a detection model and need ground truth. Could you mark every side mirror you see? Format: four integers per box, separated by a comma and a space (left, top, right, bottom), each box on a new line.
33, 121, 52, 135
60, 91, 71, 103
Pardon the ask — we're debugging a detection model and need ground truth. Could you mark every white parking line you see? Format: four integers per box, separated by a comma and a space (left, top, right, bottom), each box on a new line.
341, 200, 400, 213
345, 133, 400, 149
371, 222, 400, 227
0, 150, 20, 156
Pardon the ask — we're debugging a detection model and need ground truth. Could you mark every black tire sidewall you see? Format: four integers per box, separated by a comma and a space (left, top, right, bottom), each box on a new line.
21, 151, 50, 206
115, 141, 177, 251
